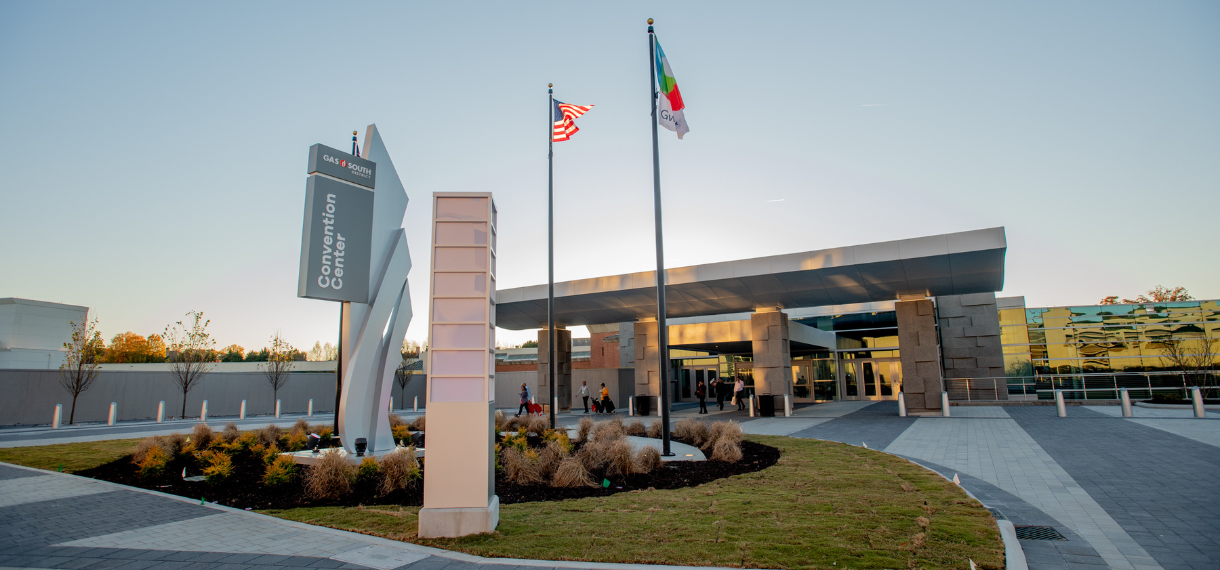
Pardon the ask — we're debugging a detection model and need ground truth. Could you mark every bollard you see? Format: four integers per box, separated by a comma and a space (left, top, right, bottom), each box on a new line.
391, 397, 395, 412
749, 395, 755, 418
275, 399, 281, 419
1120, 388, 1132, 417
1055, 390, 1066, 417
107, 402, 116, 426
784, 393, 792, 417
201, 400, 208, 422
52, 404, 62, 429
414, 396, 418, 412
239, 400, 246, 420
308, 399, 313, 417
629, 397, 634, 416
157, 401, 165, 423
898, 392, 907, 417
941, 391, 951, 417
1191, 387, 1206, 418
553, 396, 558, 415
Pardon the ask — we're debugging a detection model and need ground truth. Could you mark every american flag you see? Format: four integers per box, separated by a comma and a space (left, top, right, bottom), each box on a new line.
552, 99, 594, 142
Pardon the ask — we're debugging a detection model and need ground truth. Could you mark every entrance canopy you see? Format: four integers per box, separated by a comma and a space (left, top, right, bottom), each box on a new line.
495, 227, 1006, 330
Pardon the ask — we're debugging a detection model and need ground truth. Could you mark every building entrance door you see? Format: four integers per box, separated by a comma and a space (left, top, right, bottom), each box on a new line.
679, 365, 718, 402
841, 359, 902, 400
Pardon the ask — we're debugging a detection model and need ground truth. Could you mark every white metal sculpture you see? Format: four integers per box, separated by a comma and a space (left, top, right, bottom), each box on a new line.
337, 124, 413, 455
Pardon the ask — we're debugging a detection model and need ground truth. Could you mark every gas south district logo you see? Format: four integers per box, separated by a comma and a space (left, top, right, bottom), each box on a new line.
322, 154, 372, 179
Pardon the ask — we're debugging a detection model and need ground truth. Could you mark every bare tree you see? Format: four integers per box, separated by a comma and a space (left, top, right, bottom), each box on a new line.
58, 318, 103, 424
1159, 335, 1217, 399
162, 311, 216, 418
395, 360, 418, 404
262, 331, 296, 402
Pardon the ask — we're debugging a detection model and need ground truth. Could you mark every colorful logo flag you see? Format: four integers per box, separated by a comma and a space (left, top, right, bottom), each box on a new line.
553, 99, 594, 142
654, 39, 689, 139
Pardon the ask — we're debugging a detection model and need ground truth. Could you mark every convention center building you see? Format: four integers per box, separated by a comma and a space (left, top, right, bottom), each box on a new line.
494, 227, 1219, 413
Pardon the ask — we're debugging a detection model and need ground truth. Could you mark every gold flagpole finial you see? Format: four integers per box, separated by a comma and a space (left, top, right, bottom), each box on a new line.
548, 83, 553, 88
647, 18, 653, 25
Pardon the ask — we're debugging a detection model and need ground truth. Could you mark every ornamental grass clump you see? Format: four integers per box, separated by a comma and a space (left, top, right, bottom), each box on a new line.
388, 414, 406, 427
633, 445, 663, 474
711, 437, 743, 462
672, 419, 710, 447
605, 438, 636, 478
502, 447, 545, 485
524, 415, 548, 436
494, 410, 505, 430
409, 415, 426, 431
220, 422, 241, 444
707, 421, 744, 462
133, 433, 185, 465
291, 418, 310, 436
263, 455, 297, 487
378, 447, 420, 495
305, 451, 356, 499
191, 423, 216, 450
552, 457, 596, 488
592, 417, 625, 442
576, 417, 594, 442
536, 441, 567, 480
625, 421, 647, 436
647, 419, 664, 439
258, 424, 282, 447
196, 449, 233, 483
502, 415, 521, 433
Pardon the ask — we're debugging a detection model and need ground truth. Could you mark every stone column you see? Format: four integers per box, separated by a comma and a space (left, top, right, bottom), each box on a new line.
633, 319, 661, 400
537, 327, 572, 410
750, 309, 792, 396
896, 298, 942, 412
936, 293, 1007, 400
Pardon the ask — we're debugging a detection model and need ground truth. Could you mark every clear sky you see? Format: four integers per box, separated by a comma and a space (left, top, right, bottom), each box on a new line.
3, 2, 1218, 352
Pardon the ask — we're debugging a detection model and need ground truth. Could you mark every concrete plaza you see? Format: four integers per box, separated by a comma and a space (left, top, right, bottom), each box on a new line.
1, 402, 1217, 570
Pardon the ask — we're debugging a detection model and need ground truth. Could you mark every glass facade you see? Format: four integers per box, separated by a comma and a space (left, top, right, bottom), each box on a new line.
1000, 300, 1220, 400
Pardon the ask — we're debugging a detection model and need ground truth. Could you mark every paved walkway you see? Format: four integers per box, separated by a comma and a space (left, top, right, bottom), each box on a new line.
3, 402, 1217, 570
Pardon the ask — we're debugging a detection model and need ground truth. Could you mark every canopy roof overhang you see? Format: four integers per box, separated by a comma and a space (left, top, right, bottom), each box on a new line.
495, 227, 1006, 330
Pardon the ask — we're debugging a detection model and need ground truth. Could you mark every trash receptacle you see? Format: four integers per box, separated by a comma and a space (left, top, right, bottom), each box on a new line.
636, 395, 652, 417
758, 395, 776, 417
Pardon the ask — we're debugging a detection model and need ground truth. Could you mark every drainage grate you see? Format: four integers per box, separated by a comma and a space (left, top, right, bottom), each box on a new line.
1014, 526, 1067, 541
987, 507, 1007, 521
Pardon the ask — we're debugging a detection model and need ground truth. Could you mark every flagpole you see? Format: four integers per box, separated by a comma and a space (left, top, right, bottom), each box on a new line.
333, 129, 360, 435
647, 19, 674, 456
547, 84, 557, 430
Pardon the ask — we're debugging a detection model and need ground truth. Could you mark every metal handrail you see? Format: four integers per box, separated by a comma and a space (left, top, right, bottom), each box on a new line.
944, 371, 1218, 401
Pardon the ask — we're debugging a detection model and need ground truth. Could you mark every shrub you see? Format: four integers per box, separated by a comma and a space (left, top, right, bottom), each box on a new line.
314, 426, 333, 445
1151, 392, 1184, 404
357, 456, 380, 481
409, 415, 426, 431
220, 422, 241, 443
502, 447, 544, 485
263, 455, 297, 487
196, 450, 233, 483
391, 424, 411, 443
501, 430, 530, 454
633, 445, 663, 474
262, 444, 282, 465
137, 445, 169, 478
163, 432, 188, 455
542, 429, 573, 454
625, 421, 647, 436
305, 451, 356, 499
576, 417, 594, 442
552, 457, 596, 488
133, 434, 184, 465
258, 424, 282, 447
605, 438, 636, 478
283, 431, 308, 452
378, 447, 420, 495
494, 410, 506, 430
647, 420, 664, 439
388, 414, 406, 427
711, 437, 743, 463
191, 423, 216, 449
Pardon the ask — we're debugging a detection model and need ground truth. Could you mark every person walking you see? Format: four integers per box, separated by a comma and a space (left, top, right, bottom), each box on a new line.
734, 376, 746, 411
696, 380, 708, 414
516, 383, 531, 417
600, 383, 611, 414
579, 381, 590, 413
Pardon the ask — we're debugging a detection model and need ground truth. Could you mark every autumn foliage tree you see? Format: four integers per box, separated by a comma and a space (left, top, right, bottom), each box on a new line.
1100, 286, 1194, 305
104, 332, 168, 363
59, 318, 104, 424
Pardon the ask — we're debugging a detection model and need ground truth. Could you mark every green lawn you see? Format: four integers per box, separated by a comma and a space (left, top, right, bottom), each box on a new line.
0, 438, 143, 473
265, 436, 1005, 569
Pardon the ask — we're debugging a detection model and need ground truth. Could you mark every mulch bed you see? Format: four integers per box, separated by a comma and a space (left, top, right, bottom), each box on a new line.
76, 438, 779, 511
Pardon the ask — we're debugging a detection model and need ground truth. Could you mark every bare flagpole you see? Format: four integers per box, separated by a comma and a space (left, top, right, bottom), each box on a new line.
647, 19, 674, 456
333, 130, 360, 435
547, 84, 557, 430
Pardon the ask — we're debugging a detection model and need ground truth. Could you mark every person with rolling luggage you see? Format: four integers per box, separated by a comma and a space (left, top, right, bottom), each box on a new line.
734, 376, 746, 411
600, 383, 614, 414
696, 380, 708, 414
516, 383, 531, 417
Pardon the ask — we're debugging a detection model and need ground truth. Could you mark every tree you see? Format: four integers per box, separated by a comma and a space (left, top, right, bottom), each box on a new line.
401, 339, 422, 360
106, 332, 148, 363
1159, 335, 1217, 398
1102, 286, 1194, 305
59, 318, 103, 424
219, 344, 245, 362
521, 340, 538, 348
261, 332, 296, 402
145, 334, 168, 362
244, 348, 269, 362
308, 341, 337, 361
395, 360, 418, 404
162, 311, 216, 418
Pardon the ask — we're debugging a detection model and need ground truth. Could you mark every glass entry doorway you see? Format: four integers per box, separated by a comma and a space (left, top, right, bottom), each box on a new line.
791, 360, 837, 403
679, 364, 719, 401
842, 359, 902, 400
